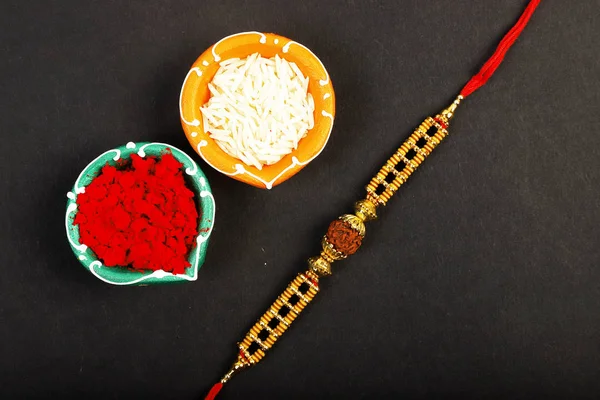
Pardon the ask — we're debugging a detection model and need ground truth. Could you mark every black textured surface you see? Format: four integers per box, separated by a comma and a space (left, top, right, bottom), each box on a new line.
2, 1, 600, 399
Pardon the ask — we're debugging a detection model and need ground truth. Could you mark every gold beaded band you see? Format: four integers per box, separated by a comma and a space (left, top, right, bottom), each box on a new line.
218, 96, 462, 385
238, 271, 319, 364
365, 96, 461, 206
221, 271, 320, 382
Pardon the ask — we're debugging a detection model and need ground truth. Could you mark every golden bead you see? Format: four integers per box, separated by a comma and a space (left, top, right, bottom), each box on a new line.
354, 199, 377, 221
308, 256, 332, 276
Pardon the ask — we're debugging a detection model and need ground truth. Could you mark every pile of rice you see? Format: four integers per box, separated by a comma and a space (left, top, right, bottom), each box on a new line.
200, 53, 315, 170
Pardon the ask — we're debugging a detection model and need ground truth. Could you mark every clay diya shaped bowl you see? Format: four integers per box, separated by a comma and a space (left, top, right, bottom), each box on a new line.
180, 31, 335, 189
65, 142, 215, 285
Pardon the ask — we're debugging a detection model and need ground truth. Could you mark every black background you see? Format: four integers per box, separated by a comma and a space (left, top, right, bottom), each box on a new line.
2, 1, 600, 399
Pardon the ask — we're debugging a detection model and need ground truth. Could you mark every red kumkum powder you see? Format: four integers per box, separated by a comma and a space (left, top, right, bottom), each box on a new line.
73, 152, 199, 274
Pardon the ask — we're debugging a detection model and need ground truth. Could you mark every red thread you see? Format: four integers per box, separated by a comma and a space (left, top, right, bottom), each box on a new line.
74, 152, 199, 274
460, 0, 542, 98
205, 383, 223, 400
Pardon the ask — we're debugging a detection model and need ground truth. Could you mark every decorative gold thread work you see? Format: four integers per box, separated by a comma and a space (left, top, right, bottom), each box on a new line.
365, 97, 460, 206
233, 271, 319, 370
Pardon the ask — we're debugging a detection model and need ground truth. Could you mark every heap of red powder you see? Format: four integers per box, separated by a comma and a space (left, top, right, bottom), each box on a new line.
74, 152, 199, 274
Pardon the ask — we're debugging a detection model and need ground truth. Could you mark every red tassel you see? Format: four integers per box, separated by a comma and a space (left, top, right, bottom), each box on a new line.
204, 382, 223, 400
460, 0, 542, 98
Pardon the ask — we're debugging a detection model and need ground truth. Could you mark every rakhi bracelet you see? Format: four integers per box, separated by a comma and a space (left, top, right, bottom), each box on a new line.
206, 1, 542, 398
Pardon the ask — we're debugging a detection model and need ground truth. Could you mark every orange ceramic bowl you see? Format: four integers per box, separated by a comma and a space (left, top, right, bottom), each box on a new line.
179, 31, 335, 189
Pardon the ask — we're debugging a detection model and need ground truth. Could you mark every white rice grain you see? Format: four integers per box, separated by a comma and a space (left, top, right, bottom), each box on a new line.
200, 52, 315, 170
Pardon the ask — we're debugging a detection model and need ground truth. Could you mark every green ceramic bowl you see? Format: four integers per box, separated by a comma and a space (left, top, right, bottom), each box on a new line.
65, 142, 215, 285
